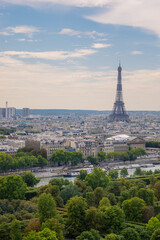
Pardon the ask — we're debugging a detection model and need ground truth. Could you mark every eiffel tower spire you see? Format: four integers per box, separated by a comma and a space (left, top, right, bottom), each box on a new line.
109, 64, 129, 122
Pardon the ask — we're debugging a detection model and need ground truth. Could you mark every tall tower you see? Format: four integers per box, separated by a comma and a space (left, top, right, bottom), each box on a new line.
109, 64, 129, 122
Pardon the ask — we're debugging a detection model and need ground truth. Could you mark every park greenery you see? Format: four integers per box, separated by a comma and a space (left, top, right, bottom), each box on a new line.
1, 165, 160, 239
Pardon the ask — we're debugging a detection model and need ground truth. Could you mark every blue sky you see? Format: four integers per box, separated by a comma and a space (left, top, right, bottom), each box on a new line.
0, 0, 160, 110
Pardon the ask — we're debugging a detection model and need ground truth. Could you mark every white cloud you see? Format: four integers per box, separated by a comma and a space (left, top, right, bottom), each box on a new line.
17, 38, 40, 42
0, 48, 97, 60
0, 31, 13, 36
86, 0, 160, 38
0, 54, 159, 110
59, 28, 81, 36
6, 25, 41, 37
2, 1, 160, 38
131, 51, 143, 55
92, 43, 112, 48
59, 28, 106, 39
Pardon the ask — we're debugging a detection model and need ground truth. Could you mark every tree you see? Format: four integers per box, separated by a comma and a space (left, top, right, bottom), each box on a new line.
99, 197, 110, 211
71, 151, 83, 166
104, 206, 125, 234
134, 167, 143, 176
23, 228, 58, 240
10, 220, 22, 240
77, 170, 88, 181
94, 187, 104, 206
60, 183, 81, 204
108, 170, 119, 180
49, 178, 69, 190
154, 181, 160, 200
50, 150, 65, 166
122, 197, 146, 222
0, 152, 14, 172
108, 181, 121, 196
108, 193, 117, 205
38, 193, 57, 223
31, 149, 47, 159
97, 151, 106, 162
121, 227, 140, 240
119, 190, 130, 206
0, 175, 27, 200
76, 229, 101, 240
120, 168, 128, 178
85, 167, 109, 190
86, 192, 96, 207
87, 155, 98, 165
75, 180, 87, 192
151, 229, 160, 240
142, 206, 155, 223
24, 220, 41, 237
42, 218, 64, 240
22, 172, 40, 187
66, 196, 87, 237
137, 188, 154, 205
135, 228, 150, 240
85, 207, 105, 232
37, 155, 48, 167
146, 217, 160, 235
105, 233, 123, 240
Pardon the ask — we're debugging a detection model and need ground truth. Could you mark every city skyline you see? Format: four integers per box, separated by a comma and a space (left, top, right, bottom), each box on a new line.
0, 0, 160, 110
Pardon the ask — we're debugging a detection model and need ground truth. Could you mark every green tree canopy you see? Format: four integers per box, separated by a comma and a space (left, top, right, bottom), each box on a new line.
108, 170, 119, 180
104, 206, 125, 234
85, 207, 105, 232
22, 172, 40, 187
10, 220, 22, 240
38, 193, 57, 223
146, 217, 160, 235
85, 167, 109, 190
76, 229, 101, 240
120, 167, 128, 178
137, 188, 154, 205
42, 218, 64, 240
66, 196, 87, 237
60, 183, 81, 204
151, 228, 160, 240
87, 155, 98, 165
122, 197, 146, 222
23, 228, 58, 240
0, 175, 27, 200
121, 227, 140, 240
97, 151, 106, 161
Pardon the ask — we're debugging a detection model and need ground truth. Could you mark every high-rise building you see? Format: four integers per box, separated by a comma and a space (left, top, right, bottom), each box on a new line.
0, 102, 16, 119
109, 64, 129, 122
22, 108, 30, 117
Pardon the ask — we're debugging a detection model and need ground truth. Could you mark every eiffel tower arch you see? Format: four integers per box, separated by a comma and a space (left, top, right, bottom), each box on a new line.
109, 64, 129, 122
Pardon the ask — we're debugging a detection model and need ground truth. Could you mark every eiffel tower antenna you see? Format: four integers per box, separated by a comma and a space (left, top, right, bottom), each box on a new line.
108, 64, 129, 122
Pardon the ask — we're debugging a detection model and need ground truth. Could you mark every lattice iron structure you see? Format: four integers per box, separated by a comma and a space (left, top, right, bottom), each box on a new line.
109, 64, 129, 122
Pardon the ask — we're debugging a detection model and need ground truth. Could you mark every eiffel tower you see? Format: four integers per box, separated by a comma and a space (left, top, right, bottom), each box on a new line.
109, 64, 129, 122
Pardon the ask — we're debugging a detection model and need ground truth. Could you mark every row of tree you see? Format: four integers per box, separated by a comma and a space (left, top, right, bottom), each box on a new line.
0, 152, 48, 172
50, 149, 83, 166
87, 148, 147, 165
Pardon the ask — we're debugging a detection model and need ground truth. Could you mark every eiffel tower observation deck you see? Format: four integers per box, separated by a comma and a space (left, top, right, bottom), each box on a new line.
109, 64, 129, 122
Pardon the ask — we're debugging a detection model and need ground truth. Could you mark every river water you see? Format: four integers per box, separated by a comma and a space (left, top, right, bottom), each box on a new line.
35, 163, 160, 188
